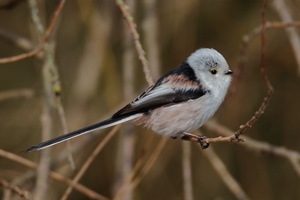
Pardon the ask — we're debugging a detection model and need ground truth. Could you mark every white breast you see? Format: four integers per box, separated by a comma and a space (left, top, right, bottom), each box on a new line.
142, 91, 223, 137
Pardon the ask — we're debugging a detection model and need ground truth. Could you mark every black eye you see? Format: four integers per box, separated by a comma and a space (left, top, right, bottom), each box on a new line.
210, 68, 217, 75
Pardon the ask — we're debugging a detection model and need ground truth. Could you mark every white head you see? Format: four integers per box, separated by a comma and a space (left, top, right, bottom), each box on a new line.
187, 48, 232, 91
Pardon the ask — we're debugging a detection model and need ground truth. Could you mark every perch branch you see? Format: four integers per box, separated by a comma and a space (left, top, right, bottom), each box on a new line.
204, 120, 300, 178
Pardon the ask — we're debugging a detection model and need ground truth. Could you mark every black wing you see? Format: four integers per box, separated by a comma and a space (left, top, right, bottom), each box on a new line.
113, 62, 208, 118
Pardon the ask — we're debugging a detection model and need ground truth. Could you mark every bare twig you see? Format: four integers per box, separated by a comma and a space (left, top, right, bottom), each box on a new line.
114, 138, 167, 200
260, 0, 273, 91
0, 89, 34, 101
182, 142, 194, 200
0, 177, 32, 200
27, 1, 52, 199
113, 133, 155, 199
33, 103, 52, 199
115, 0, 154, 85
142, 0, 161, 80
56, 97, 76, 170
0, 28, 34, 51
3, 171, 35, 200
0, 149, 108, 200
0, 0, 66, 64
231, 0, 274, 140
227, 20, 300, 108
113, 0, 136, 196
61, 125, 119, 200
200, 146, 250, 200
204, 120, 300, 178
0, 0, 25, 10
273, 0, 300, 75
234, 90, 272, 139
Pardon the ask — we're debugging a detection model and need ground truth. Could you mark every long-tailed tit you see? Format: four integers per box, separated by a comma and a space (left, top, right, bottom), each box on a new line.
26, 48, 233, 152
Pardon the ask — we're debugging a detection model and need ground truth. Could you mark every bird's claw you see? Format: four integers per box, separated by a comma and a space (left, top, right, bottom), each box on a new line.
197, 135, 209, 149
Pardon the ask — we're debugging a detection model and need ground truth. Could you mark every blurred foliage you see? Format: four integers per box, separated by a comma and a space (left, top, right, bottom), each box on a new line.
0, 0, 300, 199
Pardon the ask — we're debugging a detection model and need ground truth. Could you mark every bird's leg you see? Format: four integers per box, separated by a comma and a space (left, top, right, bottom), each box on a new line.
180, 132, 210, 149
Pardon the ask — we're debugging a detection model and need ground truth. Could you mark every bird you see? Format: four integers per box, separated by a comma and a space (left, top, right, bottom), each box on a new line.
25, 48, 233, 152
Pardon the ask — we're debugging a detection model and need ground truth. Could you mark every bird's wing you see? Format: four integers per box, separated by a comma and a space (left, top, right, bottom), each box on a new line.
112, 78, 207, 118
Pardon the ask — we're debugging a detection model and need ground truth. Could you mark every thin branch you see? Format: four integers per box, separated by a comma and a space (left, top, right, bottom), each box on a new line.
114, 138, 167, 200
56, 97, 76, 170
112, 133, 155, 199
182, 142, 194, 200
115, 0, 154, 85
260, 0, 273, 91
0, 177, 32, 200
272, 0, 300, 75
27, 1, 53, 198
232, 0, 273, 140
0, 149, 108, 200
3, 171, 35, 200
0, 0, 25, 10
227, 20, 300, 109
0, 89, 34, 101
142, 0, 161, 80
204, 120, 300, 178
0, 28, 34, 51
234, 90, 272, 139
61, 125, 119, 200
113, 0, 136, 195
200, 146, 250, 200
0, 0, 66, 64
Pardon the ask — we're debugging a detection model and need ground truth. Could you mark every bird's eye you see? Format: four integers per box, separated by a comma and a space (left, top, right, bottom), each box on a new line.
210, 68, 218, 75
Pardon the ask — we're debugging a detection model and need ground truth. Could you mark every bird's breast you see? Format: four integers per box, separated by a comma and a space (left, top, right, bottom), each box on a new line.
136, 93, 222, 137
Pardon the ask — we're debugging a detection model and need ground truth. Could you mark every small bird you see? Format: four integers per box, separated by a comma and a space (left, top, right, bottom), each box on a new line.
26, 48, 232, 152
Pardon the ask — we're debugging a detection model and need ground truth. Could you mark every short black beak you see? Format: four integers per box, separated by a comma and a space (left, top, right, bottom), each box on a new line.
225, 70, 233, 75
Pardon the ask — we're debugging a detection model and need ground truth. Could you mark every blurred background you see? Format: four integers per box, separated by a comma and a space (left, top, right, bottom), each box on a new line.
0, 0, 300, 199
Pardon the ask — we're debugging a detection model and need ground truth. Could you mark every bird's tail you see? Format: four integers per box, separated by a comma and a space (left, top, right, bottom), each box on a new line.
25, 114, 142, 152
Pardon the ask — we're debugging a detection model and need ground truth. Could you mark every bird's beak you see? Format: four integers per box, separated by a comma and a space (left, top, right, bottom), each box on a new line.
225, 70, 233, 75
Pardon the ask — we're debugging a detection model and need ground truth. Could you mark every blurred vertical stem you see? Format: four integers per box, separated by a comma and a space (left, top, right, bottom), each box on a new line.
28, 0, 73, 198
201, 147, 250, 200
113, 0, 136, 198
272, 0, 300, 76
28, 0, 52, 198
142, 0, 160, 80
182, 142, 194, 200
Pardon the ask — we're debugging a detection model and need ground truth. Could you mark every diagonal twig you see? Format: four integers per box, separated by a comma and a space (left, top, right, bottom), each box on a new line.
0, 0, 66, 64
0, 177, 32, 200
115, 0, 154, 85
0, 149, 108, 200
61, 125, 119, 200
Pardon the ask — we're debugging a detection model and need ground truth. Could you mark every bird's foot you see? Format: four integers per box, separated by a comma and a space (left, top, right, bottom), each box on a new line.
180, 132, 209, 149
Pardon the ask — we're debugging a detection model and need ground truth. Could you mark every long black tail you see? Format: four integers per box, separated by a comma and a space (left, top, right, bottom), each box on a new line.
25, 114, 141, 152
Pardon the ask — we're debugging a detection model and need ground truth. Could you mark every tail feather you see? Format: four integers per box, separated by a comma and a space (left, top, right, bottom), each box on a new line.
25, 114, 142, 152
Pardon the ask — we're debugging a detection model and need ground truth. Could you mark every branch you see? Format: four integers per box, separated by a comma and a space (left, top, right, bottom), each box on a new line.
0, 177, 31, 200
0, 28, 34, 51
0, 149, 108, 200
114, 138, 167, 200
204, 120, 300, 178
61, 125, 119, 200
272, 0, 300, 75
115, 0, 154, 85
0, 0, 66, 64
182, 142, 194, 200
0, 89, 34, 101
200, 146, 250, 200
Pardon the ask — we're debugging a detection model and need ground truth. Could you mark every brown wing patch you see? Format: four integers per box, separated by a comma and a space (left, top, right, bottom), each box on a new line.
164, 74, 200, 88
